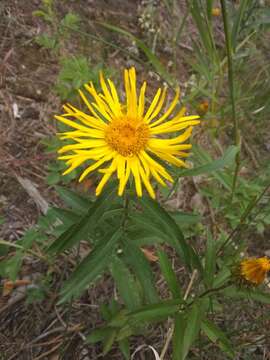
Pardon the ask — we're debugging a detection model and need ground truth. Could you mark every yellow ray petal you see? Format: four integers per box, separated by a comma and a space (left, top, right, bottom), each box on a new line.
146, 87, 167, 123
152, 150, 189, 168
55, 115, 101, 133
124, 69, 131, 112
62, 157, 88, 175
150, 168, 166, 186
108, 79, 121, 107
141, 151, 173, 182
138, 165, 155, 199
129, 157, 142, 197
84, 83, 114, 121
150, 119, 200, 135
58, 140, 107, 154
128, 67, 138, 116
79, 153, 114, 182
138, 151, 150, 177
118, 161, 131, 196
143, 88, 161, 123
96, 159, 117, 195
149, 88, 181, 127
99, 72, 121, 116
138, 81, 147, 118
117, 155, 125, 180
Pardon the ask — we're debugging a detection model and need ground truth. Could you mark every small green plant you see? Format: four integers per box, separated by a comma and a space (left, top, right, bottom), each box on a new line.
55, 57, 108, 101
33, 0, 80, 52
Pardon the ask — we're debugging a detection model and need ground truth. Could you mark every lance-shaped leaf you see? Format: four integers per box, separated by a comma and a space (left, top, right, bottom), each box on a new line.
111, 256, 142, 311
202, 319, 234, 358
59, 228, 123, 303
55, 185, 91, 213
158, 249, 183, 299
123, 239, 159, 304
137, 196, 202, 271
48, 184, 117, 253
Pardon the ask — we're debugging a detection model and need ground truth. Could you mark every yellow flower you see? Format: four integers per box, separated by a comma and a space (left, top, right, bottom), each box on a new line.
196, 100, 209, 116
238, 257, 270, 285
211, 8, 221, 16
55, 67, 200, 198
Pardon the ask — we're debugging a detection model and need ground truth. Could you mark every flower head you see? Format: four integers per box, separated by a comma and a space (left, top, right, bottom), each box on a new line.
236, 257, 270, 286
55, 67, 200, 198
212, 8, 221, 16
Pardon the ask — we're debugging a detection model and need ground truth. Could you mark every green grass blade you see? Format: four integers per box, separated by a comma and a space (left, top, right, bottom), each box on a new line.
231, 0, 249, 51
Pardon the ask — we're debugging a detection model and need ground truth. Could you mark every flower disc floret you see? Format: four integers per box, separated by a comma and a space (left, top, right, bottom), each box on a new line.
105, 118, 150, 157
55, 67, 200, 198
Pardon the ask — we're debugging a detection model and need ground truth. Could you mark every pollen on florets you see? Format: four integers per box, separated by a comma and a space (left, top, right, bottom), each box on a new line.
105, 117, 150, 157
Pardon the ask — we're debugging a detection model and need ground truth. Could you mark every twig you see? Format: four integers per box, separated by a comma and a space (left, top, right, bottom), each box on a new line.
33, 342, 63, 360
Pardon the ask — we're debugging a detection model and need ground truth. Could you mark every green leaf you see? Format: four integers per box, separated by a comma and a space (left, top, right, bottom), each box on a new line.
111, 256, 142, 311
137, 196, 194, 270
202, 319, 234, 358
86, 327, 113, 344
180, 301, 204, 359
123, 239, 159, 304
129, 213, 168, 242
46, 172, 60, 185
157, 249, 183, 299
35, 34, 57, 49
231, 0, 249, 50
0, 252, 23, 281
177, 145, 238, 178
60, 12, 80, 32
59, 229, 123, 303
103, 329, 117, 355
55, 186, 91, 213
190, 1, 213, 55
170, 212, 201, 226
126, 225, 164, 246
203, 230, 216, 288
118, 338, 130, 360
173, 313, 186, 360
48, 207, 80, 226
213, 267, 231, 287
173, 301, 205, 360
129, 299, 181, 324
99, 22, 174, 86
48, 184, 116, 253
223, 286, 270, 304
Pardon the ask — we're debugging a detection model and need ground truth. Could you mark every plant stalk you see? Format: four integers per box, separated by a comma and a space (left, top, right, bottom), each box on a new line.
220, 0, 241, 202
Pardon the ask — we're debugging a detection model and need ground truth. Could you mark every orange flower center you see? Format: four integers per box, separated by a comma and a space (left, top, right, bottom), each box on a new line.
105, 118, 149, 157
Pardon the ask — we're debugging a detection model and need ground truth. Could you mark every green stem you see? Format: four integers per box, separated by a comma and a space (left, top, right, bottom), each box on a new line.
121, 192, 130, 230
218, 181, 270, 254
220, 0, 240, 202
